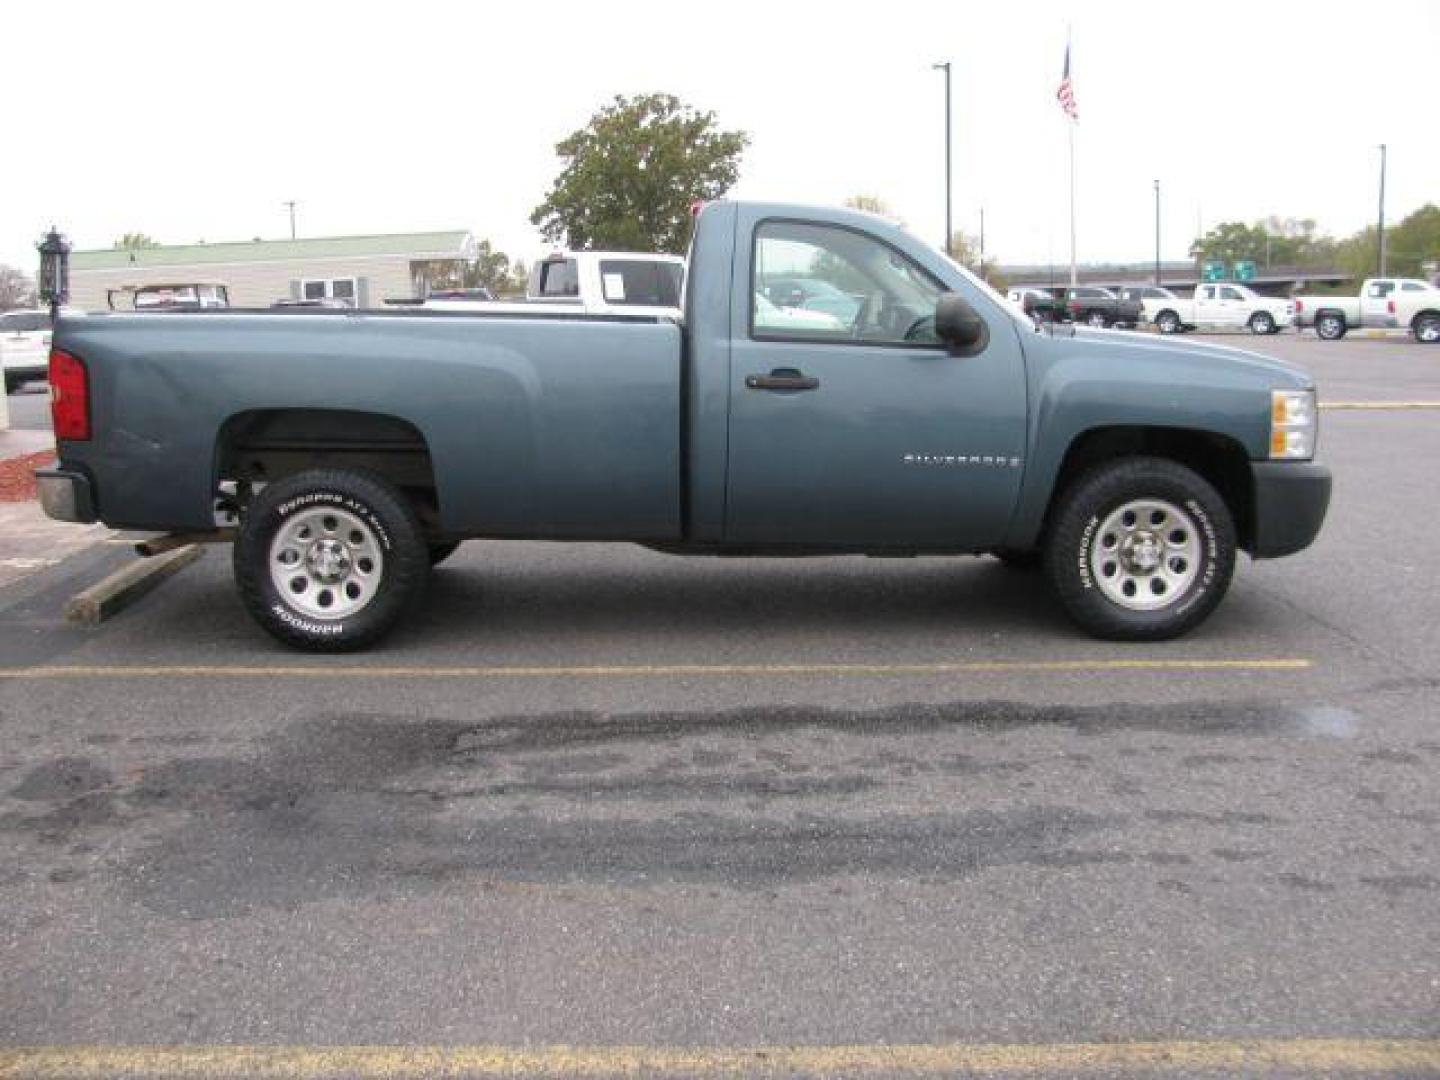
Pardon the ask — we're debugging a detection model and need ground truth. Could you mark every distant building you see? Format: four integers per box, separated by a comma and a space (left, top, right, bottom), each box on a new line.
69, 231, 478, 311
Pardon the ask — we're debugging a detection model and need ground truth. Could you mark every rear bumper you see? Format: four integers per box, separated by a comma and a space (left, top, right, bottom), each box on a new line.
1249, 461, 1331, 558
34, 467, 97, 524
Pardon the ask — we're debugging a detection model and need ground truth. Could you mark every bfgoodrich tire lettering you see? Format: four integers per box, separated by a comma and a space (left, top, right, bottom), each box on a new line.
1044, 457, 1236, 641
234, 468, 427, 651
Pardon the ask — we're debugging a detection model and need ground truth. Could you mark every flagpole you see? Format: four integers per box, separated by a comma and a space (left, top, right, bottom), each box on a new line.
1068, 120, 1077, 288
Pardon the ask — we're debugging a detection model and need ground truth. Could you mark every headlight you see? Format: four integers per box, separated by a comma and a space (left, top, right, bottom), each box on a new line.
1270, 389, 1316, 459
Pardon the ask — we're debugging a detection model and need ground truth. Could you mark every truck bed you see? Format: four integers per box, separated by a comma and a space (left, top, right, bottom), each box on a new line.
55, 309, 685, 538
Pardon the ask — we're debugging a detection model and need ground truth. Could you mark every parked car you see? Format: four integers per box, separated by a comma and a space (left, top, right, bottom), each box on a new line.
1144, 284, 1293, 336
752, 292, 847, 333
271, 298, 353, 310
1293, 278, 1440, 343
1, 307, 81, 392
1063, 286, 1144, 328
38, 200, 1330, 650
757, 276, 863, 324
1007, 287, 1062, 322
1116, 286, 1178, 305
426, 288, 494, 302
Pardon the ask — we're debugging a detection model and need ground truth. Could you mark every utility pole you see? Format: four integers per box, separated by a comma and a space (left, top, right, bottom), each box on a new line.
1376, 144, 1387, 277
284, 201, 297, 241
933, 62, 952, 257
1153, 180, 1161, 287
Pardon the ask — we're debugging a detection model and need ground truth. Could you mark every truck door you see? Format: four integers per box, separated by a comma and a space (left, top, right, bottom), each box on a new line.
725, 215, 1028, 549
1193, 285, 1218, 324
1361, 280, 1396, 327
1216, 286, 1248, 326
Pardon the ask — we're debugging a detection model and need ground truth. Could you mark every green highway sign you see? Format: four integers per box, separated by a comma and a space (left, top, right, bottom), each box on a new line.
1232, 260, 1256, 282
1202, 260, 1226, 282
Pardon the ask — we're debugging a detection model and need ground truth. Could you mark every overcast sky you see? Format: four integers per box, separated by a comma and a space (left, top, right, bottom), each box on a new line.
5, 0, 1436, 278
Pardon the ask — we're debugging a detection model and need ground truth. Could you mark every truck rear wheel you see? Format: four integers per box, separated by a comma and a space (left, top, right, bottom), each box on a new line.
1155, 310, 1182, 334
1248, 311, 1276, 335
234, 468, 428, 651
1044, 457, 1236, 641
1414, 313, 1440, 344
1315, 312, 1346, 340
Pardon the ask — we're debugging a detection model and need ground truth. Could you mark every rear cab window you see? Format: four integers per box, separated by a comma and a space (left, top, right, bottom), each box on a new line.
537, 260, 580, 298
598, 260, 683, 307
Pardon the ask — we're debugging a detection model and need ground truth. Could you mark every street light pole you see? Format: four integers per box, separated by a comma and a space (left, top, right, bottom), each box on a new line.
1153, 180, 1161, 287
933, 62, 952, 257
1376, 144, 1387, 277
284, 201, 297, 241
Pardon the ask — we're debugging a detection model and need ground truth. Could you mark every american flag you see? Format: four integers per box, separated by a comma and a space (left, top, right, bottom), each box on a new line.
1056, 41, 1078, 122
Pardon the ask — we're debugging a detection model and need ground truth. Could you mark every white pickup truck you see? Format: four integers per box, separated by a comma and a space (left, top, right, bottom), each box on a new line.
425, 251, 685, 318
1293, 278, 1440, 343
1143, 284, 1293, 336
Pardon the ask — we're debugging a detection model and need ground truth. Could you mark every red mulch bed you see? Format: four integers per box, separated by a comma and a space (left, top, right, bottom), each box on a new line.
0, 451, 57, 502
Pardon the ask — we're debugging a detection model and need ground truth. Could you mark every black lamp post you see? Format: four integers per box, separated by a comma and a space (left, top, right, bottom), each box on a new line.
37, 227, 72, 321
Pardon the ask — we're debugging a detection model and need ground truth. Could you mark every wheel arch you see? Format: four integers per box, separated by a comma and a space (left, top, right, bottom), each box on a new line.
1410, 308, 1440, 334
1034, 426, 1256, 553
215, 408, 441, 531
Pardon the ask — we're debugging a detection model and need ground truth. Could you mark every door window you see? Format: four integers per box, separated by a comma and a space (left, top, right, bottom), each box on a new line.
1366, 281, 1395, 298
752, 221, 944, 344
1219, 287, 1243, 300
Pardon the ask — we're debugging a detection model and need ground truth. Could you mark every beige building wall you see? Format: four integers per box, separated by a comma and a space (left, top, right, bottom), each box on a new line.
70, 255, 420, 312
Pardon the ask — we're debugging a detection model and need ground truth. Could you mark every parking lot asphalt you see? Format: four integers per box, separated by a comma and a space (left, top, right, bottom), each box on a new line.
1, 333, 1438, 1076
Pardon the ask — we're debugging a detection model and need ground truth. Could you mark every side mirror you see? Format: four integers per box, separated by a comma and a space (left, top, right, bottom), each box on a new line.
935, 292, 986, 351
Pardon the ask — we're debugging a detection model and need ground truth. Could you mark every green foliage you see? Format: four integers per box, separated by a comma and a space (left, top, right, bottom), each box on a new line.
417, 239, 524, 296
0, 264, 38, 311
113, 232, 158, 250
1387, 203, 1440, 278
1190, 218, 1337, 269
531, 93, 749, 254
845, 195, 899, 221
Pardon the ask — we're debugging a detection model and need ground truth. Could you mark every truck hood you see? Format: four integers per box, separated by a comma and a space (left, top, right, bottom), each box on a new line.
1040, 325, 1314, 390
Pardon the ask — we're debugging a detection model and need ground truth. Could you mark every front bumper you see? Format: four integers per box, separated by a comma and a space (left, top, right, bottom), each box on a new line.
1249, 461, 1331, 558
34, 467, 98, 524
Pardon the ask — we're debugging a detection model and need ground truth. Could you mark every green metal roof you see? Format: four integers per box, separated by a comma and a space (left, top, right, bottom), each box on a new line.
72, 231, 474, 270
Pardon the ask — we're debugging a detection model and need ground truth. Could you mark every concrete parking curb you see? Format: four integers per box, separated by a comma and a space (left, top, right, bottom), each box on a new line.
63, 545, 204, 624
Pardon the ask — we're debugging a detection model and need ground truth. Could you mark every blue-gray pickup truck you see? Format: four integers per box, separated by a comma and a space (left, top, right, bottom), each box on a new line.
38, 201, 1331, 650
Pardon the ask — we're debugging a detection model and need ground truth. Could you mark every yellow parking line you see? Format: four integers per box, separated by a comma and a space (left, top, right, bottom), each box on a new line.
0, 658, 1311, 681
1321, 400, 1440, 410
1, 1040, 1437, 1077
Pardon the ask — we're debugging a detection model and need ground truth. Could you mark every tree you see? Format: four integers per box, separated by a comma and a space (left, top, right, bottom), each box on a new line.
946, 230, 1005, 287
416, 239, 523, 295
113, 232, 158, 250
0, 264, 38, 311
531, 93, 749, 254
1386, 203, 1440, 279
845, 195, 901, 222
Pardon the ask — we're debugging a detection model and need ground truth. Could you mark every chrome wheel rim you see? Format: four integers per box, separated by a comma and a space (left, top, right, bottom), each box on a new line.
269, 507, 384, 619
1087, 311, 1106, 327
1418, 320, 1440, 343
1158, 313, 1178, 333
1251, 314, 1272, 334
1318, 315, 1341, 337
1090, 498, 1201, 612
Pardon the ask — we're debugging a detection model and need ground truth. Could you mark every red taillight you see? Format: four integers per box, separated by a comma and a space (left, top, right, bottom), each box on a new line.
49, 348, 90, 441
1294, 299, 1303, 312
1387, 299, 1396, 315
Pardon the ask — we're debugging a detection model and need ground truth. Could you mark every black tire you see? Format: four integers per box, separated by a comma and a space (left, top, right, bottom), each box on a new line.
1043, 457, 1236, 641
1315, 312, 1346, 340
1248, 311, 1276, 335
1155, 310, 1182, 334
234, 468, 428, 651
428, 541, 461, 567
1414, 313, 1440, 345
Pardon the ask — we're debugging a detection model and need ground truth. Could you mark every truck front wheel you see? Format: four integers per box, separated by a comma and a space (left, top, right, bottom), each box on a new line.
234, 468, 428, 651
1315, 312, 1347, 340
1044, 458, 1236, 641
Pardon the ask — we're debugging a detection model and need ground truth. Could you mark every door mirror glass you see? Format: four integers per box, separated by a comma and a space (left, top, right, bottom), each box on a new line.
935, 293, 986, 350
